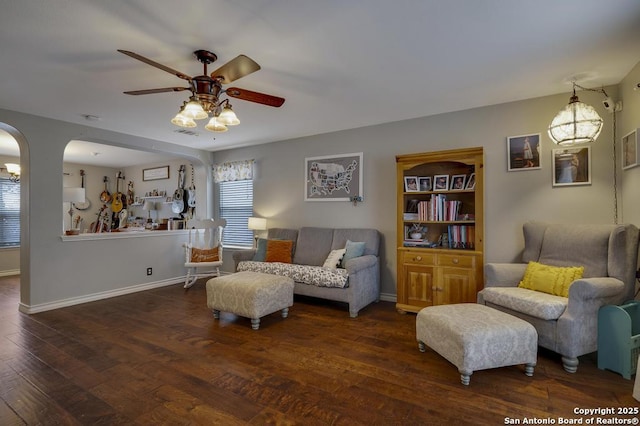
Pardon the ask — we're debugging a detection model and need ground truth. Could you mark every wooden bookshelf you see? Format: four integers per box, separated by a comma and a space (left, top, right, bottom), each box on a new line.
395, 147, 484, 313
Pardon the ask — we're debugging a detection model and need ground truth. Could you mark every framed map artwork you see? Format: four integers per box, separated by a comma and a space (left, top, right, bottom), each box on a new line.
305, 152, 363, 201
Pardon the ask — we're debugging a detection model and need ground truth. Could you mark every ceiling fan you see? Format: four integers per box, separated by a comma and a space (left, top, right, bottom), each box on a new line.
118, 49, 285, 132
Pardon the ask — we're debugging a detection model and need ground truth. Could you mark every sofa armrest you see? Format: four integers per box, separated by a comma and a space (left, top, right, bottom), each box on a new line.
344, 254, 378, 274
484, 263, 527, 288
232, 249, 256, 271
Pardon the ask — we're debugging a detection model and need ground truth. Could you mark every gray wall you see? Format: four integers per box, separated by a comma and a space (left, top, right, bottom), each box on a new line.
213, 83, 629, 298
1, 59, 638, 309
0, 111, 212, 311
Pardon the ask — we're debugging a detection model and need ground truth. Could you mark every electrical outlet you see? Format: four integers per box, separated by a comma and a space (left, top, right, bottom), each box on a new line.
146, 267, 152, 276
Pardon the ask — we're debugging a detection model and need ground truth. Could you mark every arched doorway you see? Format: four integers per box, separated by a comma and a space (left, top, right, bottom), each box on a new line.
0, 123, 30, 309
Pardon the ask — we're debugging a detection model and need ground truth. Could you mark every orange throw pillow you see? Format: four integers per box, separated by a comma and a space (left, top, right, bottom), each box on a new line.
265, 240, 293, 263
191, 247, 220, 263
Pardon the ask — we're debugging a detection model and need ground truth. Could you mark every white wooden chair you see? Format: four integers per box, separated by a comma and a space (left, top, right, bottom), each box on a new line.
183, 219, 226, 289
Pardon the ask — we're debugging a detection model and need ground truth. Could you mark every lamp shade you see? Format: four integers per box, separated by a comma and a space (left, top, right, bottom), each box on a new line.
171, 112, 197, 128
182, 98, 208, 120
5, 163, 20, 175
63, 187, 85, 203
218, 105, 240, 126
247, 217, 267, 231
205, 116, 228, 132
548, 94, 603, 146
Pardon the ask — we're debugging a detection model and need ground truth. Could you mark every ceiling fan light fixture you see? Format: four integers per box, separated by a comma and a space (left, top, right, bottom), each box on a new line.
182, 97, 208, 120
205, 116, 228, 132
218, 104, 240, 126
548, 88, 603, 146
171, 111, 197, 128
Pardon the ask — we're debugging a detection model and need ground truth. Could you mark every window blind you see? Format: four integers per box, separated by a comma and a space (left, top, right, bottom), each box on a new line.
0, 178, 20, 247
218, 179, 253, 248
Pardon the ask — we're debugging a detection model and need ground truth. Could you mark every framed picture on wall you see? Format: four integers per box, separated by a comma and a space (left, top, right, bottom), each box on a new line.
507, 133, 541, 171
552, 147, 591, 187
622, 129, 639, 170
305, 152, 363, 201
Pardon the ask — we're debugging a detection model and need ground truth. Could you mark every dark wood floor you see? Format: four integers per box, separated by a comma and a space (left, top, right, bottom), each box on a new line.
0, 275, 637, 425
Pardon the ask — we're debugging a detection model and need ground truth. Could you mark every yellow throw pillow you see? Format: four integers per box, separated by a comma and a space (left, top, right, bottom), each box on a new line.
265, 239, 293, 263
191, 247, 220, 263
518, 261, 584, 297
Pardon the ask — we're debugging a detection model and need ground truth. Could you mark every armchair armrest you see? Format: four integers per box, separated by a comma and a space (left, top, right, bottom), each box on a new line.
568, 277, 625, 301
484, 263, 527, 288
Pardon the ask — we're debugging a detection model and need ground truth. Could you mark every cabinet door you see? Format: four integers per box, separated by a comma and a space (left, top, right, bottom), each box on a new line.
437, 267, 477, 305
402, 264, 435, 309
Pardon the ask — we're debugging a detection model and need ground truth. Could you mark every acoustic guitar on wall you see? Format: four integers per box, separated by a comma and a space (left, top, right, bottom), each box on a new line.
100, 176, 111, 203
111, 172, 124, 213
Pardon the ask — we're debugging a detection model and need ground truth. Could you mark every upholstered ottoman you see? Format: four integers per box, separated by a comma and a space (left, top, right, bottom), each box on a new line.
206, 271, 294, 330
416, 303, 537, 385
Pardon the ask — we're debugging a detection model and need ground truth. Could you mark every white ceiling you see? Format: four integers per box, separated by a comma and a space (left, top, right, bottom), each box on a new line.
1, 1, 640, 165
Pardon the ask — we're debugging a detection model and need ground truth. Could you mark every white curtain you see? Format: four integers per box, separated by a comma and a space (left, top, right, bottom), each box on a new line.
212, 159, 254, 182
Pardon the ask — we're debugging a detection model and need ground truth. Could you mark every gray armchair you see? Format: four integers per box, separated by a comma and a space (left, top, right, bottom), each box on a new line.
478, 222, 639, 373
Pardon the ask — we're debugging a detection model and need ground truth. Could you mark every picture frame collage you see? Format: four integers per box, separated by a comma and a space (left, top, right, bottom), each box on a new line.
404, 173, 475, 192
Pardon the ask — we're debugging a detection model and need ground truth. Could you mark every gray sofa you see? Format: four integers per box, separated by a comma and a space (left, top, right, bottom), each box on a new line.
232, 227, 380, 317
478, 221, 640, 373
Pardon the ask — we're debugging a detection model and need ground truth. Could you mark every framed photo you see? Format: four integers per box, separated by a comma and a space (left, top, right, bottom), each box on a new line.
143, 165, 170, 181
552, 147, 591, 187
507, 133, 541, 171
450, 175, 466, 191
433, 174, 449, 191
465, 173, 476, 190
622, 129, 639, 170
404, 176, 419, 192
305, 152, 363, 201
418, 176, 432, 192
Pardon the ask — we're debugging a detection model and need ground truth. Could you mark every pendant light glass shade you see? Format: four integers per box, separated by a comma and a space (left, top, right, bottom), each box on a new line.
548, 93, 603, 146
205, 116, 228, 132
218, 104, 240, 126
171, 111, 197, 128
182, 97, 208, 120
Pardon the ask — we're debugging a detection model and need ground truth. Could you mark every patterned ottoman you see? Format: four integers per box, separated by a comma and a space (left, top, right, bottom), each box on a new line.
416, 303, 537, 385
206, 271, 294, 330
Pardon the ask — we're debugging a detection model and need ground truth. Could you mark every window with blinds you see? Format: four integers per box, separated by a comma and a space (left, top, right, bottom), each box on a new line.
0, 178, 20, 247
218, 179, 253, 248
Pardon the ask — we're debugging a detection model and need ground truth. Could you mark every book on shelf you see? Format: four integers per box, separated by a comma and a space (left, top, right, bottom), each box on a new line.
403, 239, 437, 248
447, 225, 475, 249
412, 194, 462, 222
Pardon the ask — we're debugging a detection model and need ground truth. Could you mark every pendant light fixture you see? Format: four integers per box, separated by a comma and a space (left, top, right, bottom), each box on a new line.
548, 82, 603, 146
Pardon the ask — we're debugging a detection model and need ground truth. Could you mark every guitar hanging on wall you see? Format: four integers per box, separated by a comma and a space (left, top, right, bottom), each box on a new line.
111, 171, 125, 213
74, 169, 92, 211
100, 176, 111, 204
172, 165, 188, 215
187, 164, 196, 211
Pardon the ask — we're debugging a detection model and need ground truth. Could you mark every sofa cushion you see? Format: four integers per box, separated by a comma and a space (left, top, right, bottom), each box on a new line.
341, 240, 366, 267
323, 249, 346, 269
331, 228, 380, 256
293, 227, 334, 266
480, 287, 568, 320
518, 261, 584, 297
253, 238, 268, 261
237, 260, 349, 288
265, 240, 293, 263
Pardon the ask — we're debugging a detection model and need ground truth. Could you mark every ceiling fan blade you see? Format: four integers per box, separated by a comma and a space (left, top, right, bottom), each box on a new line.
211, 55, 261, 84
123, 87, 191, 95
118, 49, 192, 82
226, 87, 285, 107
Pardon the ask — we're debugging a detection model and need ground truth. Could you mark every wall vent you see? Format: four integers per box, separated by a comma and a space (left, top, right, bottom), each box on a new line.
173, 129, 199, 137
